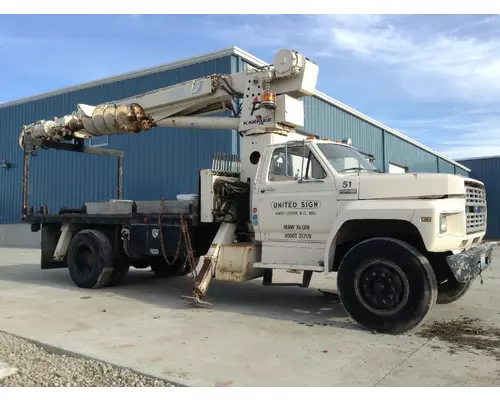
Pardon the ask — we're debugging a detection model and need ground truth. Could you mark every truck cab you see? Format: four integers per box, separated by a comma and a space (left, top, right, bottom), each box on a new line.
244, 137, 492, 333
253, 138, 362, 268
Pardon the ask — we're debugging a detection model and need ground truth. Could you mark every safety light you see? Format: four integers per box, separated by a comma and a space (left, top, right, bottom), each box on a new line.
261, 90, 277, 108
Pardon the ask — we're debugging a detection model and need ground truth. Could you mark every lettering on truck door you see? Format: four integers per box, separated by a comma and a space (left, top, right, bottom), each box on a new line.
254, 144, 338, 265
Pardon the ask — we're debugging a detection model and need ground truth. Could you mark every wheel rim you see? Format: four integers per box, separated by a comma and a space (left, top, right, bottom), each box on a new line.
354, 260, 410, 316
73, 244, 94, 276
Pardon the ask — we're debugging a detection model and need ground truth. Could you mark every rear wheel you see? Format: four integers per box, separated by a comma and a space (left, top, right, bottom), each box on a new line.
67, 229, 114, 289
437, 277, 472, 304
337, 237, 437, 334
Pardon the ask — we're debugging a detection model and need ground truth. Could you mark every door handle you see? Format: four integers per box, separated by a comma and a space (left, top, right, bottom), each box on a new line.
260, 187, 275, 193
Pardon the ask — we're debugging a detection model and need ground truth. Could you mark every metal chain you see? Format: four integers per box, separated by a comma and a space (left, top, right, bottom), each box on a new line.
157, 199, 183, 266
157, 199, 198, 279
180, 214, 198, 279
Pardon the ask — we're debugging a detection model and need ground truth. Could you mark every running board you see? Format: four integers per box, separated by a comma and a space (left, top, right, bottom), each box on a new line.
253, 262, 324, 272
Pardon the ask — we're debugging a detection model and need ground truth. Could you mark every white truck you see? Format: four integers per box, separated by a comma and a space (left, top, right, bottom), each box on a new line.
19, 49, 493, 334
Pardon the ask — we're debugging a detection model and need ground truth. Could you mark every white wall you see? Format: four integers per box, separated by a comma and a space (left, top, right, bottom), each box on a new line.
388, 163, 407, 174
0, 225, 41, 248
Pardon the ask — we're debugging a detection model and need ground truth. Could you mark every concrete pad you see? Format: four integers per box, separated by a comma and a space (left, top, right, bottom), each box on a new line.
0, 247, 499, 387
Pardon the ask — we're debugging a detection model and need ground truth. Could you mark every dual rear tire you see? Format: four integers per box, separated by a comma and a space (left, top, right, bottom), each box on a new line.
67, 229, 118, 289
66, 229, 186, 289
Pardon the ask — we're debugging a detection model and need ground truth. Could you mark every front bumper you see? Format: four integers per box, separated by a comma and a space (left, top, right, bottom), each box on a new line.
446, 242, 494, 283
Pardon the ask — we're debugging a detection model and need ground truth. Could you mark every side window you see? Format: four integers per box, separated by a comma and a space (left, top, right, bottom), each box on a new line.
306, 152, 328, 179
268, 145, 327, 182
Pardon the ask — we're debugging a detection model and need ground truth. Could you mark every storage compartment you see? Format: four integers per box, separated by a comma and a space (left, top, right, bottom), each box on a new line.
216, 243, 264, 282
127, 222, 188, 259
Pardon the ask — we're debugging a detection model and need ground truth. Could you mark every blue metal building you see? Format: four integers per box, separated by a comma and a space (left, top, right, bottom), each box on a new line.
0, 46, 471, 245
456, 156, 500, 239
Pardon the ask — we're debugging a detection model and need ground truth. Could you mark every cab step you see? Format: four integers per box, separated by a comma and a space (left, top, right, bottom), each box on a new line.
262, 269, 313, 288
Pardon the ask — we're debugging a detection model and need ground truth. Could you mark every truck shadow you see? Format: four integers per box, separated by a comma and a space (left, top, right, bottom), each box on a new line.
0, 262, 364, 332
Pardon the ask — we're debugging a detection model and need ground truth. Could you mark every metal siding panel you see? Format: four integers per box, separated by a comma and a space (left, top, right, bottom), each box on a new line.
456, 167, 470, 177
438, 158, 455, 174
0, 56, 233, 224
384, 132, 438, 173
459, 158, 500, 238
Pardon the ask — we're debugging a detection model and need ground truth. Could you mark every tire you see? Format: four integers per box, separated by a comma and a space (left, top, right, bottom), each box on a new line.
67, 229, 114, 289
337, 237, 437, 334
150, 259, 184, 278
437, 277, 472, 304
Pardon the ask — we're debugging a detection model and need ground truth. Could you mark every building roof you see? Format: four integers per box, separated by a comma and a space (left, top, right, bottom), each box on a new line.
456, 155, 500, 162
0, 45, 470, 172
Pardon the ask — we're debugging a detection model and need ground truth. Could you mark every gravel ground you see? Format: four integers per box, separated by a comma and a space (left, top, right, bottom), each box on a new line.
0, 332, 176, 387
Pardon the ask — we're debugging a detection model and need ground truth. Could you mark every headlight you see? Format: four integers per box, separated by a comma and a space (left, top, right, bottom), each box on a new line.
439, 214, 448, 233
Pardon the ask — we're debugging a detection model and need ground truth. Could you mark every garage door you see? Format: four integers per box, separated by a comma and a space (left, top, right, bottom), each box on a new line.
389, 163, 407, 174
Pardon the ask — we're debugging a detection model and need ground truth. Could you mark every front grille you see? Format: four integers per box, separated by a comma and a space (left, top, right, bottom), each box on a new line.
466, 186, 486, 205
465, 182, 487, 234
466, 213, 487, 234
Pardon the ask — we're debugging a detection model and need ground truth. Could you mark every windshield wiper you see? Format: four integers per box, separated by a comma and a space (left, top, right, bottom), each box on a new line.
340, 167, 368, 173
340, 167, 381, 173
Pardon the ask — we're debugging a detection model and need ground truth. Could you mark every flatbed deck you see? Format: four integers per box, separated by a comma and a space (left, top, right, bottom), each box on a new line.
24, 199, 200, 226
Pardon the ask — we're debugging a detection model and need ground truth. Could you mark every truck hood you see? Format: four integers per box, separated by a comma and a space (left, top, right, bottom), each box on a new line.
357, 173, 478, 200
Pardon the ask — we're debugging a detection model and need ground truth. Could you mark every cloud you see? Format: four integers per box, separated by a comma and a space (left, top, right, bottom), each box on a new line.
198, 14, 500, 106
383, 108, 500, 159
310, 15, 500, 104
202, 16, 302, 50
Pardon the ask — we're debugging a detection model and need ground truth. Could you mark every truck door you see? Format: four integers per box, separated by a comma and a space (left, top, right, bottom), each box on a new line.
254, 142, 337, 266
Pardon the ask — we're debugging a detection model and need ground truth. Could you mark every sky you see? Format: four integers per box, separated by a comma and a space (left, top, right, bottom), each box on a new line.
1, 14, 499, 160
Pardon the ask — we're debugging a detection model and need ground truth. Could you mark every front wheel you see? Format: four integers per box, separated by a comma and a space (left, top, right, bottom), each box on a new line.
337, 238, 437, 334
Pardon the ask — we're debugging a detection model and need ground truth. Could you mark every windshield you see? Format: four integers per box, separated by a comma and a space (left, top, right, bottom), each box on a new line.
316, 143, 379, 173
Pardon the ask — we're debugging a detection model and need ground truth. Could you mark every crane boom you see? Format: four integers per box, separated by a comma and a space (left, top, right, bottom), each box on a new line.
20, 49, 319, 146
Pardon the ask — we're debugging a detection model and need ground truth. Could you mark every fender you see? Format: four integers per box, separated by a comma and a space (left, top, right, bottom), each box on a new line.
323, 199, 423, 273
